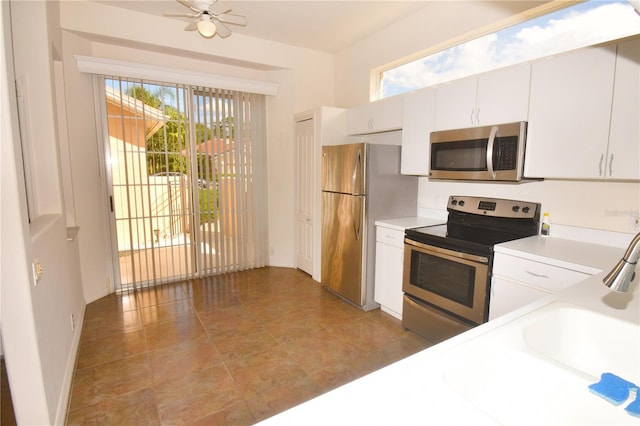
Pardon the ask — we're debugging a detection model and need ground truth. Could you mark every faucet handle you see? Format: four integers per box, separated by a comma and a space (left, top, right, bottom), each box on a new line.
603, 232, 640, 293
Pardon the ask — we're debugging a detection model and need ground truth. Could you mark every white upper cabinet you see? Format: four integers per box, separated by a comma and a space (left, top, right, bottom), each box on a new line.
345, 95, 403, 135
524, 45, 617, 179
607, 38, 640, 180
401, 88, 435, 175
434, 63, 531, 131
433, 77, 476, 131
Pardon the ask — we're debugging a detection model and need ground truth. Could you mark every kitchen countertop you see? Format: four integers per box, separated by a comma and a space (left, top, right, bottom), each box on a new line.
258, 238, 639, 425
495, 235, 627, 274
374, 216, 445, 231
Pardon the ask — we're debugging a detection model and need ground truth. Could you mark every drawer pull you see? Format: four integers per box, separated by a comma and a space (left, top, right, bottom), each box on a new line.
525, 270, 550, 279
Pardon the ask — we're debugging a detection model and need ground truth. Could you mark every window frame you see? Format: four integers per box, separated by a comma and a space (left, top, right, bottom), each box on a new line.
373, 0, 638, 100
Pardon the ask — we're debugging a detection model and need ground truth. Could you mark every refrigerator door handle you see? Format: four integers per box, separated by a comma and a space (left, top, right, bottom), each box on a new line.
352, 148, 362, 194
353, 196, 362, 240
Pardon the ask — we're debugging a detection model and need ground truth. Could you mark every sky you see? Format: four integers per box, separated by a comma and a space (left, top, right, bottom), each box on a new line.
381, 0, 640, 98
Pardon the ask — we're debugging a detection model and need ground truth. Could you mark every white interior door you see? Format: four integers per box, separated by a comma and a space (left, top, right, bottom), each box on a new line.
295, 118, 314, 275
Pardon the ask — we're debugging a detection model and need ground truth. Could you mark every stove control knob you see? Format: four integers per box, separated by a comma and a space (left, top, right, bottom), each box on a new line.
451, 199, 458, 206
522, 206, 530, 214
512, 205, 520, 213
458, 200, 465, 207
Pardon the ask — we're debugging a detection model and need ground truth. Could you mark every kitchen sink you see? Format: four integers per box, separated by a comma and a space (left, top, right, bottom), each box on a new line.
442, 302, 640, 425
523, 302, 640, 381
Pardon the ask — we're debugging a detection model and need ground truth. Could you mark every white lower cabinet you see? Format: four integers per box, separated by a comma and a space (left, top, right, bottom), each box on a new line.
374, 226, 405, 319
489, 252, 591, 321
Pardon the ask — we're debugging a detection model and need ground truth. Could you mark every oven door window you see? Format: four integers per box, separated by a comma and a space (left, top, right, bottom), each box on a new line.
409, 250, 475, 307
403, 242, 490, 324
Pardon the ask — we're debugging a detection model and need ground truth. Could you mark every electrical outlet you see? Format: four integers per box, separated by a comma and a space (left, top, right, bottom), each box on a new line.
32, 259, 43, 285
631, 214, 640, 232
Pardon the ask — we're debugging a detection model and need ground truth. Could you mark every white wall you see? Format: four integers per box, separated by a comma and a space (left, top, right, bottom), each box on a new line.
58, 0, 335, 302
2, 0, 85, 424
1, 3, 51, 422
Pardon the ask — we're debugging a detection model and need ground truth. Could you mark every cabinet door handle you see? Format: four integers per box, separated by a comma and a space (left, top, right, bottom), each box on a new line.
525, 270, 549, 279
476, 107, 480, 126
609, 154, 614, 177
599, 153, 604, 176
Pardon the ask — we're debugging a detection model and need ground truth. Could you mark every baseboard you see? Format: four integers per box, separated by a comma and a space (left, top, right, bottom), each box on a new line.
54, 304, 85, 426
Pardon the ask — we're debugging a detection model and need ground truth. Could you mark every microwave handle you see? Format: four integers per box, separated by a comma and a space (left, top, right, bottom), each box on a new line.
486, 126, 498, 179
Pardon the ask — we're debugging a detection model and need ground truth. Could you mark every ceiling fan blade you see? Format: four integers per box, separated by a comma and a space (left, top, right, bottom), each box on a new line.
208, 2, 232, 16
214, 21, 232, 38
164, 12, 201, 18
184, 22, 197, 31
176, 0, 201, 13
216, 13, 247, 27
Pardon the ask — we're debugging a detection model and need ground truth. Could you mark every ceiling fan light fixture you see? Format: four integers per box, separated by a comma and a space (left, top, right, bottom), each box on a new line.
197, 16, 217, 38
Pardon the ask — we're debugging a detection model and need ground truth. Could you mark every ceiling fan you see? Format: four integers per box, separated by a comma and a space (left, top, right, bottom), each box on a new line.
164, 0, 247, 39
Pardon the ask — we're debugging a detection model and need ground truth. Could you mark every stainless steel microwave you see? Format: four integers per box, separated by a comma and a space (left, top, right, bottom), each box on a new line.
429, 121, 527, 181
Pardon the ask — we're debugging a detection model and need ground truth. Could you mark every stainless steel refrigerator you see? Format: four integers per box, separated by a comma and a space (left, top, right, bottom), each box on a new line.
321, 142, 418, 311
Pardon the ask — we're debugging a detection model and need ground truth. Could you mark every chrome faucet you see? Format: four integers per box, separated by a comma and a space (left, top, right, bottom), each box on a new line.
603, 232, 640, 292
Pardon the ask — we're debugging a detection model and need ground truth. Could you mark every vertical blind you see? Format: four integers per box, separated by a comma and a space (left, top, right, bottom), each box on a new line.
101, 76, 268, 290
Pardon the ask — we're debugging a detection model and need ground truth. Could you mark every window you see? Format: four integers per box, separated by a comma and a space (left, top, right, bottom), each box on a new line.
102, 77, 268, 290
378, 0, 640, 99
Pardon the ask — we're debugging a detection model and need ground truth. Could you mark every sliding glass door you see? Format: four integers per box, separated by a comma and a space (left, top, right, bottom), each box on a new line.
100, 77, 267, 290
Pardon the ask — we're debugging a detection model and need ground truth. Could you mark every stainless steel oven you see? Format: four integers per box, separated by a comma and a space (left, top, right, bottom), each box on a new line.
402, 196, 540, 344
404, 239, 490, 323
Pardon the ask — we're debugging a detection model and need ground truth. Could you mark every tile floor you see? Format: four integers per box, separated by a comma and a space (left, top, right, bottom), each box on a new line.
66, 267, 431, 425
1, 357, 17, 425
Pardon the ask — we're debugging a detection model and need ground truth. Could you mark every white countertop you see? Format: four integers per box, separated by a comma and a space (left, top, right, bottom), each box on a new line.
258, 238, 640, 426
374, 216, 445, 231
495, 235, 626, 275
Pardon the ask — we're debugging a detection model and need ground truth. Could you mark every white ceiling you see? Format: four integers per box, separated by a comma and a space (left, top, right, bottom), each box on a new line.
96, 0, 432, 53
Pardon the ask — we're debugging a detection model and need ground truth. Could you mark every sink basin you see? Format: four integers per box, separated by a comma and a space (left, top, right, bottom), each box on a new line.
523, 303, 640, 381
442, 302, 640, 425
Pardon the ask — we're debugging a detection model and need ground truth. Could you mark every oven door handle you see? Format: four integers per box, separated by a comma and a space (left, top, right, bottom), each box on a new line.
486, 125, 498, 179
405, 238, 489, 264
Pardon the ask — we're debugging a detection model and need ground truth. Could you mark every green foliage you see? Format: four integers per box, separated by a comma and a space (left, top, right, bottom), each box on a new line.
126, 85, 226, 181
198, 187, 218, 223
124, 84, 229, 223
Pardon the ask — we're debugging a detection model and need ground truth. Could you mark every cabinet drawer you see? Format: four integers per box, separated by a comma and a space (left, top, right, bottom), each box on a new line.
493, 253, 590, 293
376, 226, 405, 248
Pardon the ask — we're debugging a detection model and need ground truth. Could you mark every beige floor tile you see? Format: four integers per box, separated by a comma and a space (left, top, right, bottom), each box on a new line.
66, 388, 159, 426
192, 402, 255, 426
76, 329, 148, 369
154, 365, 242, 425
66, 266, 429, 425
140, 299, 195, 325
69, 353, 153, 410
148, 335, 224, 386
143, 314, 206, 350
